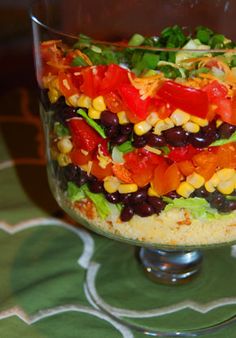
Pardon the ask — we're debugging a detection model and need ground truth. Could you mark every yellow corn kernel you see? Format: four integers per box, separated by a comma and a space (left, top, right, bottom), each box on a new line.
205, 173, 220, 192
190, 116, 208, 127
170, 109, 190, 126
117, 111, 129, 124
217, 180, 235, 195
92, 96, 106, 111
216, 119, 223, 128
57, 137, 73, 154
134, 121, 152, 136
153, 118, 174, 135
88, 106, 102, 119
146, 112, 159, 126
103, 176, 120, 194
66, 94, 80, 107
57, 153, 71, 166
216, 168, 235, 181
118, 183, 138, 194
148, 186, 159, 197
48, 77, 59, 91
48, 88, 60, 103
183, 122, 200, 133
77, 94, 92, 108
176, 182, 195, 198
186, 172, 205, 189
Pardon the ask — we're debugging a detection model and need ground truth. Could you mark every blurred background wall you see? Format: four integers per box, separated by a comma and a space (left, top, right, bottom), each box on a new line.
0, 0, 35, 92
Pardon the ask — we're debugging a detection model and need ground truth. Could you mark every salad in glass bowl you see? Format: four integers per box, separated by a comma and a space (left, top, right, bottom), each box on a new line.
39, 25, 236, 247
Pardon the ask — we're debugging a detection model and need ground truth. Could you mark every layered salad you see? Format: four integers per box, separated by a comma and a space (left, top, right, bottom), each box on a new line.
39, 26, 236, 245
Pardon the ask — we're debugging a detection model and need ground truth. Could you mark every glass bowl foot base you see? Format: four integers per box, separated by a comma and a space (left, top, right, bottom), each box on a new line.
139, 248, 203, 285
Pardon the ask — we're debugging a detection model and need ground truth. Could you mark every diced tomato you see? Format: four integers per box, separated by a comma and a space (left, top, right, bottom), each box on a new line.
177, 160, 195, 176
99, 64, 129, 95
80, 64, 129, 99
124, 149, 164, 187
150, 97, 175, 119
202, 80, 228, 101
152, 162, 181, 195
90, 160, 113, 180
68, 118, 103, 152
104, 91, 127, 113
215, 143, 236, 169
168, 145, 200, 162
118, 83, 151, 122
202, 80, 236, 125
70, 148, 92, 165
157, 80, 209, 118
58, 72, 79, 97
80, 66, 104, 98
192, 150, 218, 180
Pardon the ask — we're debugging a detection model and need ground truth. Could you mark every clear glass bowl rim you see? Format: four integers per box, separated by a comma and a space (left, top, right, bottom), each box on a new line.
30, 0, 236, 54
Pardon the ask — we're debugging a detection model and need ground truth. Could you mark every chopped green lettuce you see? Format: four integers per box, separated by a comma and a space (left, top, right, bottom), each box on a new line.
163, 197, 217, 219
67, 182, 86, 202
210, 131, 236, 146
77, 109, 106, 138
67, 182, 110, 219
163, 196, 235, 220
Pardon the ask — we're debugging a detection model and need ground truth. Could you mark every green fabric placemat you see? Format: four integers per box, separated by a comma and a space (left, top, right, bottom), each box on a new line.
1, 87, 236, 337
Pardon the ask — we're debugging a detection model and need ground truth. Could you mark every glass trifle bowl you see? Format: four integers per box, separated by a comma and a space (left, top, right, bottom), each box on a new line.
31, 0, 236, 335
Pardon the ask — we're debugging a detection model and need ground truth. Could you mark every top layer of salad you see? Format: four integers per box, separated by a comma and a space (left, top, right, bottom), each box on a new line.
40, 26, 236, 223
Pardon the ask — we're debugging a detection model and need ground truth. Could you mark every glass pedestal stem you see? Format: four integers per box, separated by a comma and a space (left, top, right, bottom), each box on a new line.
139, 248, 203, 285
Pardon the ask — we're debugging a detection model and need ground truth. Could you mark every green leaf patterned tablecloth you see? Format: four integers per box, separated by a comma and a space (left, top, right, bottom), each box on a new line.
1, 87, 236, 338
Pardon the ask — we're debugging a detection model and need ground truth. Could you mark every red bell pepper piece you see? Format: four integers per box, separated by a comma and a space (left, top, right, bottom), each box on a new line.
68, 118, 103, 152
157, 80, 209, 118
168, 145, 200, 162
118, 83, 151, 121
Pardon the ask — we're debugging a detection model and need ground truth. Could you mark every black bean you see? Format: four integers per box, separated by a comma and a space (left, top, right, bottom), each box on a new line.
218, 122, 236, 139
89, 180, 104, 193
105, 192, 121, 204
129, 188, 147, 205
106, 125, 120, 138
120, 193, 131, 205
133, 202, 155, 217
162, 127, 188, 147
189, 121, 217, 148
111, 134, 129, 145
63, 164, 81, 181
147, 196, 166, 214
75, 171, 89, 187
120, 123, 133, 135
145, 132, 166, 147
208, 191, 225, 209
165, 191, 181, 199
120, 205, 134, 222
101, 110, 119, 127
132, 134, 148, 148
224, 200, 236, 212
191, 187, 209, 198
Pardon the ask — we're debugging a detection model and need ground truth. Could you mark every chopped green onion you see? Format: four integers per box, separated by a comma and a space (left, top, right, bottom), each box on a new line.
71, 56, 88, 66
128, 33, 145, 46
210, 131, 236, 146
77, 109, 106, 138
226, 195, 236, 201
54, 122, 70, 137
117, 141, 134, 153
73, 34, 91, 48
